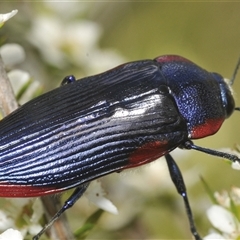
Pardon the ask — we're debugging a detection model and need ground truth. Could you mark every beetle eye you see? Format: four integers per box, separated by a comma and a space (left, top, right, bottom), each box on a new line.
222, 83, 235, 118
213, 73, 235, 118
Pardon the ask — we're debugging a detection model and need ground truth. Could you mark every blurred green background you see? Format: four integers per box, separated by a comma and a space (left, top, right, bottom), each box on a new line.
1, 2, 240, 239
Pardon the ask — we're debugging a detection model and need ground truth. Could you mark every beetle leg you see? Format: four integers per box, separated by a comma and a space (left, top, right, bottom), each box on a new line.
182, 140, 240, 164
165, 154, 202, 240
33, 182, 90, 240
61, 75, 76, 86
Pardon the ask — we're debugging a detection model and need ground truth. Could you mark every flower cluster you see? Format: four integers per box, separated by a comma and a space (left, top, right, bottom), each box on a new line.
204, 187, 240, 239
204, 146, 240, 239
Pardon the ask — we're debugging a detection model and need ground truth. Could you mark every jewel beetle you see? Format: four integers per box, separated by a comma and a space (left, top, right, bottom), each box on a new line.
0, 55, 239, 240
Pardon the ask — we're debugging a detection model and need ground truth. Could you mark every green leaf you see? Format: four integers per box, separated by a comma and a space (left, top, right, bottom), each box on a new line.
74, 209, 104, 240
200, 176, 218, 204
229, 193, 240, 222
16, 78, 33, 101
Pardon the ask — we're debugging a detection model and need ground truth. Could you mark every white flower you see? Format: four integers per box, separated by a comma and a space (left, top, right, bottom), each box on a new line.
30, 198, 44, 224
0, 198, 43, 238
203, 231, 226, 239
8, 69, 40, 104
0, 229, 23, 240
231, 187, 240, 204
206, 205, 238, 235
27, 16, 101, 68
214, 190, 230, 208
232, 161, 240, 170
27, 224, 42, 237
0, 211, 14, 231
0, 10, 18, 27
219, 148, 240, 170
27, 15, 124, 73
0, 44, 25, 67
85, 181, 118, 215
7, 69, 30, 94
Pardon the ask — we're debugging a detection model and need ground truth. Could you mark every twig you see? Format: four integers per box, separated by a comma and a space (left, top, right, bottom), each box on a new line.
0, 55, 18, 113
41, 195, 75, 240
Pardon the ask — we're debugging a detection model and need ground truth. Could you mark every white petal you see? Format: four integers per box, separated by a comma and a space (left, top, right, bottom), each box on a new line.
0, 10, 18, 25
219, 148, 240, 170
206, 205, 237, 234
91, 196, 118, 215
85, 181, 118, 215
232, 161, 240, 170
0, 229, 23, 240
214, 191, 230, 208
0, 44, 25, 66
230, 187, 240, 205
27, 224, 43, 236
30, 198, 43, 224
27, 17, 65, 67
8, 69, 30, 95
0, 211, 14, 231
203, 232, 226, 239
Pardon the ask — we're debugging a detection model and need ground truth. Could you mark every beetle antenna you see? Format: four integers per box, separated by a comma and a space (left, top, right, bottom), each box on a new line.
229, 56, 240, 86
229, 56, 240, 111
